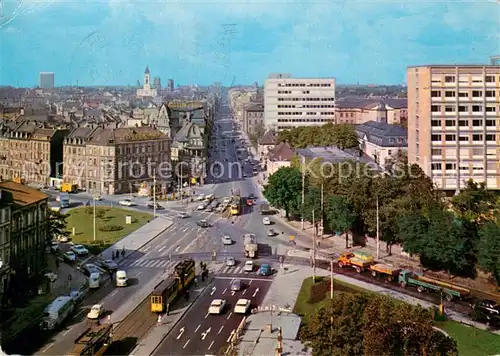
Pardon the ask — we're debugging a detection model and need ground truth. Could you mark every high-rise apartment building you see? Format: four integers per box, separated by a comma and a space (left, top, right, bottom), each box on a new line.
167, 79, 175, 91
39, 72, 54, 89
264, 74, 336, 130
407, 65, 500, 191
153, 77, 161, 90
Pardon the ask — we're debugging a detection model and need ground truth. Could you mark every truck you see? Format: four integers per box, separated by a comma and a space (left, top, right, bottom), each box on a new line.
58, 192, 70, 208
61, 183, 78, 193
369, 263, 400, 282
398, 270, 471, 301
259, 203, 270, 215
337, 251, 374, 273
68, 324, 113, 356
244, 233, 258, 258
230, 191, 241, 216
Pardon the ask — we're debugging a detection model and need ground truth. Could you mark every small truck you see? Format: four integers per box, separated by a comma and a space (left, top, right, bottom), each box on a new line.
369, 263, 400, 282
337, 251, 374, 273
398, 270, 471, 301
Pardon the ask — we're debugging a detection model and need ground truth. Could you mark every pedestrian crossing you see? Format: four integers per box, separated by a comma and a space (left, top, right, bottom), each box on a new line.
120, 258, 177, 269
217, 264, 273, 276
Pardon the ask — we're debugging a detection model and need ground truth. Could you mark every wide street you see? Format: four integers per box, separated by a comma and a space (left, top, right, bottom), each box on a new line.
153, 276, 272, 356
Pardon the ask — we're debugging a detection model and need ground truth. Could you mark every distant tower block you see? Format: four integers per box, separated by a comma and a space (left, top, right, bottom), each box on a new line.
490, 56, 500, 65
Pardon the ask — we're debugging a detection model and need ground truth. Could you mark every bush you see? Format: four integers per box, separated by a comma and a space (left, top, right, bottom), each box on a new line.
99, 224, 123, 232
308, 278, 331, 304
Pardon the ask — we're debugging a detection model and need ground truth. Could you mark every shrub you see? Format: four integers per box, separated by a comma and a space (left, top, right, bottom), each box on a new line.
99, 224, 123, 232
308, 278, 330, 304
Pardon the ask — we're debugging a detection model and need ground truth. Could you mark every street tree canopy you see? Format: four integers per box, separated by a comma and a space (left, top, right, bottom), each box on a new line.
277, 123, 359, 149
478, 221, 500, 284
46, 208, 70, 244
263, 166, 303, 219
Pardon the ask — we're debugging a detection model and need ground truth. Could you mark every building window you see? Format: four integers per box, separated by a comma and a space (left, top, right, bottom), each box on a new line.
445, 76, 455, 83
486, 106, 496, 112
473, 119, 483, 126
459, 136, 468, 142
485, 90, 496, 97
431, 105, 440, 112
459, 120, 468, 126
431, 120, 441, 127
472, 90, 483, 97
472, 148, 484, 155
431, 149, 442, 155
445, 163, 456, 170
486, 120, 496, 126
445, 134, 456, 141
445, 120, 455, 126
445, 91, 456, 97
458, 105, 468, 112
458, 92, 468, 98
472, 134, 483, 141
431, 134, 441, 141
445, 105, 455, 112
431, 163, 442, 170
485, 75, 496, 83
486, 134, 496, 141
472, 105, 482, 112
431, 90, 441, 97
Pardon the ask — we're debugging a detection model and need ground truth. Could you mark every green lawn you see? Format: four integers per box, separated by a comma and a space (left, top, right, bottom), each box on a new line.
294, 276, 500, 356
65, 207, 152, 253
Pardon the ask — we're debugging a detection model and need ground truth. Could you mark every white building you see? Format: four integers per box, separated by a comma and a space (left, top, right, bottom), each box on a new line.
264, 73, 336, 131
137, 66, 158, 98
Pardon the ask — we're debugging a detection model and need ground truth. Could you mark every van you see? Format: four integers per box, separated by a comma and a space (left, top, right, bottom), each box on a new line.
116, 270, 128, 287
41, 296, 75, 330
88, 272, 100, 289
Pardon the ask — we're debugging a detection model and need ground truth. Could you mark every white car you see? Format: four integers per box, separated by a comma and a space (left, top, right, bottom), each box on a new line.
262, 217, 271, 225
119, 199, 136, 206
87, 304, 103, 319
197, 203, 206, 210
234, 299, 251, 314
223, 197, 231, 205
208, 299, 227, 315
244, 260, 254, 272
221, 236, 232, 245
226, 257, 236, 266
71, 244, 89, 256
177, 212, 190, 219
63, 251, 77, 262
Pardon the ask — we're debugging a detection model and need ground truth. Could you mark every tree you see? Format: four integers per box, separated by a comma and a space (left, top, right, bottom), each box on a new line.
333, 124, 359, 150
46, 208, 70, 244
452, 180, 496, 223
324, 195, 357, 248
263, 166, 303, 219
302, 187, 322, 227
477, 221, 500, 284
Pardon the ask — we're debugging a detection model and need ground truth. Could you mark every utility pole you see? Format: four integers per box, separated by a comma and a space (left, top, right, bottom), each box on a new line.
376, 196, 380, 260
330, 257, 334, 299
320, 182, 324, 235
153, 168, 157, 218
301, 156, 305, 230
312, 209, 316, 283
93, 190, 96, 242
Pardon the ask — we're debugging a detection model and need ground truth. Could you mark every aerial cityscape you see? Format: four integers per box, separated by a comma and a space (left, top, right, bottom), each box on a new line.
0, 1, 500, 356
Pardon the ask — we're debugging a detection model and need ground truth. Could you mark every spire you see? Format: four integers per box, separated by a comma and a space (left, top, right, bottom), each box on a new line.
145, 66, 150, 74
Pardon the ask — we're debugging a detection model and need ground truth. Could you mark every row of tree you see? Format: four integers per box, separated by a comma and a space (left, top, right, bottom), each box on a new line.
301, 292, 457, 356
263, 153, 500, 282
277, 123, 360, 149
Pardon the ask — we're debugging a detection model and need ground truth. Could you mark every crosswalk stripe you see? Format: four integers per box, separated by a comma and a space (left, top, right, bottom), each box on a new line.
234, 266, 242, 273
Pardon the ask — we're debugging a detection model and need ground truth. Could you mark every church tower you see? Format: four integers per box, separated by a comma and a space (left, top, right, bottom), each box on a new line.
137, 65, 157, 97
144, 66, 151, 90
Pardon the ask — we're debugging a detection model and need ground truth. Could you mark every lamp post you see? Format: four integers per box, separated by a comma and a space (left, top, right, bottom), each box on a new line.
93, 191, 96, 242
153, 169, 157, 218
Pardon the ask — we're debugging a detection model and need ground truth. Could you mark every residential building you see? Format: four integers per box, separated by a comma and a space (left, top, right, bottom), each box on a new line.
0, 181, 49, 305
171, 121, 207, 184
407, 65, 500, 191
336, 98, 407, 125
257, 130, 278, 158
265, 142, 294, 179
63, 126, 171, 194
355, 121, 408, 167
242, 103, 264, 135
39, 72, 54, 89
136, 66, 158, 98
0, 121, 68, 187
264, 73, 336, 130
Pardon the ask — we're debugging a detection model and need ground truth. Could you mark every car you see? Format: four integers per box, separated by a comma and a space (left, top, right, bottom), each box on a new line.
63, 251, 77, 262
244, 260, 254, 272
87, 304, 103, 319
82, 264, 101, 277
259, 264, 272, 276
221, 236, 233, 245
100, 259, 118, 271
215, 205, 224, 212
248, 193, 256, 199
177, 212, 190, 219
197, 203, 207, 210
197, 220, 210, 228
71, 244, 89, 256
262, 217, 271, 225
234, 299, 251, 314
147, 203, 164, 210
119, 199, 136, 206
267, 229, 276, 237
208, 299, 227, 315
226, 256, 236, 266
205, 205, 214, 212
93, 195, 102, 201
231, 279, 242, 291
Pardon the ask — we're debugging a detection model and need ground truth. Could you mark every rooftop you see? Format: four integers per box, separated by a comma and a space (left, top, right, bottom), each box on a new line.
355, 121, 408, 148
0, 181, 48, 206
408, 64, 500, 68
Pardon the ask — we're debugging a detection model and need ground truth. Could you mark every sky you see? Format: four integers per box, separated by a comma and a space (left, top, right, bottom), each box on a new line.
0, 0, 499, 87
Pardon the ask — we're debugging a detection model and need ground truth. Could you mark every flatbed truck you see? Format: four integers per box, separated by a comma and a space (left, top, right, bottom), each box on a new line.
337, 251, 374, 273
244, 233, 258, 258
369, 263, 400, 282
398, 270, 471, 301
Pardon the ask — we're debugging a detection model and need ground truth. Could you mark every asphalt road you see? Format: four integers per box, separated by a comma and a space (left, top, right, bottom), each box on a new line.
153, 276, 272, 356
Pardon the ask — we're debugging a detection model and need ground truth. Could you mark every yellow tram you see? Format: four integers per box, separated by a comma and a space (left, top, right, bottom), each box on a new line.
150, 259, 196, 313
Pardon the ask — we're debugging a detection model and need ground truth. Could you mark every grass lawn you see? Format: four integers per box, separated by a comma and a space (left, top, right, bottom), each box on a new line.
294, 276, 500, 356
65, 207, 152, 253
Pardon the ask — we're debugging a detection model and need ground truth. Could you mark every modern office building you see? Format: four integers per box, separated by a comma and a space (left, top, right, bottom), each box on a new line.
167, 79, 175, 92
39, 72, 54, 89
153, 77, 161, 90
264, 74, 336, 130
407, 65, 500, 191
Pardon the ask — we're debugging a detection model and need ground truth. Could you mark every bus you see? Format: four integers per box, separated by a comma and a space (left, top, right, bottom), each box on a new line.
69, 324, 113, 356
41, 296, 75, 330
230, 196, 241, 215
150, 259, 196, 313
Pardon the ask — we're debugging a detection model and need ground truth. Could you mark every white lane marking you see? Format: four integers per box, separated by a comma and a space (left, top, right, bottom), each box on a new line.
62, 327, 72, 336
249, 280, 253, 284
158, 246, 166, 252
208, 341, 214, 350
210, 287, 216, 296
195, 324, 201, 332
176, 327, 185, 340
252, 288, 259, 297
218, 325, 224, 334
110, 290, 118, 297
136, 272, 142, 277
231, 291, 235, 296
241, 289, 247, 295
204, 313, 209, 319
143, 246, 151, 252
183, 340, 190, 349
226, 312, 232, 320
41, 343, 54, 353
175, 245, 180, 252
214, 276, 273, 282
227, 330, 235, 342
222, 288, 227, 294
182, 227, 189, 232
145, 250, 152, 256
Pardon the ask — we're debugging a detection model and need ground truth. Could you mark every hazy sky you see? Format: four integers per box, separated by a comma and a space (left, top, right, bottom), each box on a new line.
1, 0, 499, 87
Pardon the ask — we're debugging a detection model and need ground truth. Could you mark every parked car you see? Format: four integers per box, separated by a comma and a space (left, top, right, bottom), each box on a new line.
262, 217, 271, 225
100, 259, 118, 271
221, 236, 233, 245
197, 203, 207, 210
71, 245, 89, 256
87, 304, 103, 319
208, 299, 226, 315
49, 241, 60, 253
119, 199, 136, 206
82, 264, 101, 277
197, 220, 210, 228
258, 264, 272, 276
63, 251, 77, 262
267, 229, 276, 237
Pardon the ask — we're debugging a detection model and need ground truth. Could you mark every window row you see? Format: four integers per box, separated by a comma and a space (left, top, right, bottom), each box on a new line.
431, 134, 497, 142
277, 104, 335, 108
277, 97, 335, 101
277, 112, 335, 116
431, 90, 497, 98
277, 118, 333, 123
430, 119, 498, 127
431, 162, 498, 170
434, 75, 497, 83
431, 104, 497, 112
431, 148, 498, 156
277, 83, 333, 87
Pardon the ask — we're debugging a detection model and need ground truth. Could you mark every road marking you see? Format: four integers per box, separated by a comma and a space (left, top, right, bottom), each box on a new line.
210, 287, 216, 296
249, 280, 253, 285
227, 330, 235, 342
136, 272, 142, 277
222, 288, 227, 294
62, 327, 73, 336
231, 291, 235, 296
175, 245, 180, 252
176, 327, 185, 339
183, 340, 190, 349
195, 324, 201, 332
143, 246, 151, 252
208, 341, 214, 350
41, 343, 54, 353
205, 313, 209, 319
145, 250, 152, 256
226, 312, 232, 320
215, 276, 273, 282
218, 325, 224, 334
252, 288, 259, 297
158, 246, 166, 252
242, 289, 247, 295
110, 290, 118, 297
182, 227, 189, 232
201, 327, 211, 340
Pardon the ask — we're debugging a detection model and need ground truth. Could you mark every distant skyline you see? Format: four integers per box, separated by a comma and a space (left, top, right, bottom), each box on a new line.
1, 1, 499, 87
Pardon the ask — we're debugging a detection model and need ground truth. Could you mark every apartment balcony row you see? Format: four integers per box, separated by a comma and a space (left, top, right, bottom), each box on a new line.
431, 96, 498, 102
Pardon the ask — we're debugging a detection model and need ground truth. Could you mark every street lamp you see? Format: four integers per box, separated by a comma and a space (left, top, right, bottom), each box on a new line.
93, 191, 97, 242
